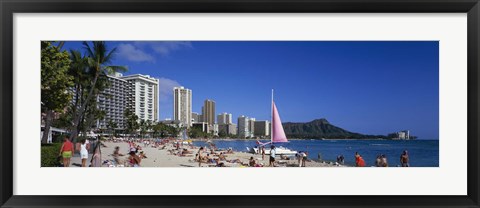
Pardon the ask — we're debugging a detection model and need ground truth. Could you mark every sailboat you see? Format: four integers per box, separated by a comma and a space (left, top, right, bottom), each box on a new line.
247, 90, 297, 155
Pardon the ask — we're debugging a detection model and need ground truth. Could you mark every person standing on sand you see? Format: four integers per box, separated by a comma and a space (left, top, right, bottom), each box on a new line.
375, 155, 382, 167
261, 146, 266, 160
380, 154, 388, 167
337, 155, 345, 165
198, 147, 204, 167
400, 150, 410, 167
59, 136, 74, 167
269, 145, 276, 167
301, 152, 308, 167
355, 152, 366, 167
296, 152, 302, 167
80, 139, 90, 167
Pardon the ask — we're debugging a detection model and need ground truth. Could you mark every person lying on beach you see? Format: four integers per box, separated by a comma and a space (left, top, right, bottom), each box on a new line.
226, 148, 234, 154
182, 148, 193, 154
177, 150, 192, 157
227, 158, 243, 164
205, 154, 216, 163
217, 153, 227, 161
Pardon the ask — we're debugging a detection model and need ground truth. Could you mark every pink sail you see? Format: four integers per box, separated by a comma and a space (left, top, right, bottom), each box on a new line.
271, 101, 288, 143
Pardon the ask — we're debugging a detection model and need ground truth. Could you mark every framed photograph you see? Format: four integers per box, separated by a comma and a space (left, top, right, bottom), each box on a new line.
1, 0, 479, 207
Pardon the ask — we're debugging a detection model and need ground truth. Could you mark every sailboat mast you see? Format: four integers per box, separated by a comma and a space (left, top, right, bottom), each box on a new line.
271, 89, 273, 143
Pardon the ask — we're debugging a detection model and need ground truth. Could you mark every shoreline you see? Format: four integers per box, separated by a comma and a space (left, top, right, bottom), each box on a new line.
189, 138, 421, 141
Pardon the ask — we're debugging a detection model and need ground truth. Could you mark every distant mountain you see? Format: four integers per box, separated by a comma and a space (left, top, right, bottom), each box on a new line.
282, 118, 385, 139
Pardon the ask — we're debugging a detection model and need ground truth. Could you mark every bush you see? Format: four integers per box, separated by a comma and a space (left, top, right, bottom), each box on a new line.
41, 143, 62, 167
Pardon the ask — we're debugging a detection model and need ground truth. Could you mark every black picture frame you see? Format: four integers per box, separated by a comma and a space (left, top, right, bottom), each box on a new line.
1, 0, 479, 207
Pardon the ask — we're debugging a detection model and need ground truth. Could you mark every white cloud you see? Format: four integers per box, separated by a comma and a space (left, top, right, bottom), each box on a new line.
135, 41, 192, 56
158, 77, 181, 103
157, 77, 182, 120
116, 43, 155, 62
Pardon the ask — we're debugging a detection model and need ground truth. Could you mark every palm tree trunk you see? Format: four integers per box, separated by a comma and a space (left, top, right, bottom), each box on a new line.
70, 73, 99, 142
41, 110, 54, 144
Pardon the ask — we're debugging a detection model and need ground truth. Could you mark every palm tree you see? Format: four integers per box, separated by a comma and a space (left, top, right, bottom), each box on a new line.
69, 42, 127, 141
124, 109, 139, 138
107, 120, 118, 139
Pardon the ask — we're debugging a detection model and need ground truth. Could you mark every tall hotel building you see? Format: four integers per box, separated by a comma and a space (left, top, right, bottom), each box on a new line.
217, 112, 232, 125
202, 99, 216, 125
173, 86, 192, 127
191, 112, 201, 123
120, 74, 159, 122
248, 118, 256, 138
237, 115, 249, 139
254, 120, 270, 137
96, 73, 132, 129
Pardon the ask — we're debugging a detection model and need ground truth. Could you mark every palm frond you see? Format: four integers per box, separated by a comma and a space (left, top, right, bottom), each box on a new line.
104, 65, 128, 75
103, 47, 117, 64
82, 41, 95, 58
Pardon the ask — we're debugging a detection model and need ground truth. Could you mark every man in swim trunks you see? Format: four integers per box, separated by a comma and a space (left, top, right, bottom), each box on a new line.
269, 145, 276, 167
59, 136, 74, 167
400, 150, 410, 167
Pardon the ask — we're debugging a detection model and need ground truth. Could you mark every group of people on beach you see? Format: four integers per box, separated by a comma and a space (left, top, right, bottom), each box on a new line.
353, 150, 410, 167
194, 146, 250, 167
58, 136, 105, 167
109, 140, 151, 167
58, 136, 92, 167
59, 136, 412, 168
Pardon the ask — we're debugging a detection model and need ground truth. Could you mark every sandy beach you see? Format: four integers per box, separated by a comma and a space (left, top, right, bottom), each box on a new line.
70, 140, 343, 168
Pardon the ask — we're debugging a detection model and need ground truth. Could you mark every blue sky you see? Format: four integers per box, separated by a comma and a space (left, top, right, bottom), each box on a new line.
62, 41, 439, 139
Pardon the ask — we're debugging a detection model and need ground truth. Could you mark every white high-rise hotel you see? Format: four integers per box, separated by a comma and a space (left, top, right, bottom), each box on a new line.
173, 86, 192, 127
96, 73, 132, 129
96, 73, 159, 130
121, 74, 159, 122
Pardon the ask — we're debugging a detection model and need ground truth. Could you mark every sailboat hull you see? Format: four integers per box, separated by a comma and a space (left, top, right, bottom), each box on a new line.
249, 147, 297, 155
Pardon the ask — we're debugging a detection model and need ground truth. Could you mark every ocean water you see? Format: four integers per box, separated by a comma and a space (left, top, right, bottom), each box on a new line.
193, 139, 439, 167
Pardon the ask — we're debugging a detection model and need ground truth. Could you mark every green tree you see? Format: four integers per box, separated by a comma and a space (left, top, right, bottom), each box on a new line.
152, 122, 163, 138
69, 42, 127, 141
124, 109, 139, 138
139, 120, 147, 139
107, 120, 118, 138
66, 50, 110, 140
41, 41, 73, 144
